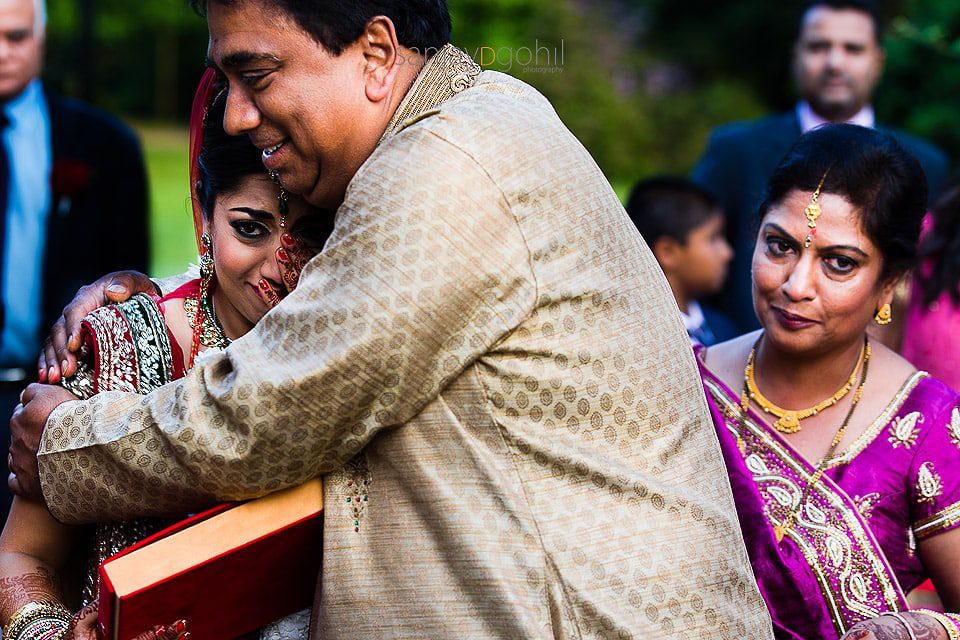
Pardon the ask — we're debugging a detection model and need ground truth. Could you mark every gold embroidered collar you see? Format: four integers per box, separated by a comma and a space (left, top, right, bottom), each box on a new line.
378, 43, 481, 144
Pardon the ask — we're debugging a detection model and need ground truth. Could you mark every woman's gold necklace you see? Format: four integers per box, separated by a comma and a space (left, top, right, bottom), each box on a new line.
744, 338, 867, 434
184, 295, 231, 350
737, 335, 871, 543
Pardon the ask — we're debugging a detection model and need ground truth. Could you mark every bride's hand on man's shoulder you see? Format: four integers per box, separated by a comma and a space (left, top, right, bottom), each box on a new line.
37, 271, 157, 383
258, 233, 319, 310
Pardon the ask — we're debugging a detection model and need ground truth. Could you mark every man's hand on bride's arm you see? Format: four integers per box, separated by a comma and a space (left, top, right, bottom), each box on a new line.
37, 271, 157, 383
8, 384, 77, 502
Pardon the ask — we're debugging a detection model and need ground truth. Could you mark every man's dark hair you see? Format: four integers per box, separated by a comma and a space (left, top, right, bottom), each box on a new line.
625, 177, 722, 246
759, 123, 927, 282
191, 0, 452, 55
797, 0, 885, 43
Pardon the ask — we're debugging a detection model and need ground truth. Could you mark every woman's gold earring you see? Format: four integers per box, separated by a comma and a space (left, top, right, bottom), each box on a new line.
199, 234, 215, 302
875, 303, 892, 326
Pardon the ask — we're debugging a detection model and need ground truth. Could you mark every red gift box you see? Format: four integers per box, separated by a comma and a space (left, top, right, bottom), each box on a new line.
98, 480, 323, 640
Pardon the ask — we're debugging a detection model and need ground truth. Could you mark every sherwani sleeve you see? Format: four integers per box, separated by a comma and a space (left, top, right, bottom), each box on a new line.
39, 127, 537, 524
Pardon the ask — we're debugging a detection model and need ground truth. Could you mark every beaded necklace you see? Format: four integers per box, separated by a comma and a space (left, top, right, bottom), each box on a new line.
184, 294, 230, 367
737, 335, 870, 543
744, 338, 866, 433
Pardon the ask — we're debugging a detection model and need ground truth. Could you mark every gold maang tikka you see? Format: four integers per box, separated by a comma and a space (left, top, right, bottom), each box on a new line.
269, 170, 289, 227
803, 168, 831, 248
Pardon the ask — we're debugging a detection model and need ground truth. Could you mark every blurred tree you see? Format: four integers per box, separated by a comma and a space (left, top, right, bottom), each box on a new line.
38, 0, 957, 189
45, 0, 208, 120
451, 0, 763, 188
882, 2, 960, 167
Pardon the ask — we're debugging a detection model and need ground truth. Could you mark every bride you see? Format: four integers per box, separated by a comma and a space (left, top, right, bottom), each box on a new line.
0, 71, 329, 640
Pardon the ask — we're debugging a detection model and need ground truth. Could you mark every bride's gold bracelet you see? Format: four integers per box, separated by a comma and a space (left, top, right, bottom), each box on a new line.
3, 600, 71, 640
916, 609, 960, 640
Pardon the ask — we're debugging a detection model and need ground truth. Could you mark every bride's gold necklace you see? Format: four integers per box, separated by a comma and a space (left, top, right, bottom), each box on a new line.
744, 337, 867, 434
184, 295, 231, 353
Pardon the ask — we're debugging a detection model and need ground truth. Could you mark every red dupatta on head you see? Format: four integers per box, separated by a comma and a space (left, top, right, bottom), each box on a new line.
188, 68, 221, 253
185, 69, 229, 367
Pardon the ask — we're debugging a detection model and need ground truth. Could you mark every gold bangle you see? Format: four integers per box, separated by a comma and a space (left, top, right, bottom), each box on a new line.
3, 600, 71, 640
916, 609, 960, 640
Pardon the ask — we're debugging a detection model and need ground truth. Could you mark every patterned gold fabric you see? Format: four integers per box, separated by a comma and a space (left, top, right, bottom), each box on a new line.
39, 46, 772, 639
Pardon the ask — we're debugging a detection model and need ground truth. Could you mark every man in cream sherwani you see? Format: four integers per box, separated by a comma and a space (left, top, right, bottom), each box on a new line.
11, 1, 773, 638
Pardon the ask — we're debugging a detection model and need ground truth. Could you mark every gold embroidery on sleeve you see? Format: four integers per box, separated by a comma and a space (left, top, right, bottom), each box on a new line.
947, 407, 960, 449
888, 411, 923, 449
916, 462, 944, 505
914, 500, 960, 540
854, 493, 882, 520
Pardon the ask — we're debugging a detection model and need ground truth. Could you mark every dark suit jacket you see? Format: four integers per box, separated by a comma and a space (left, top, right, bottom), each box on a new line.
35, 89, 149, 356
0, 90, 148, 518
701, 304, 741, 345
691, 111, 950, 332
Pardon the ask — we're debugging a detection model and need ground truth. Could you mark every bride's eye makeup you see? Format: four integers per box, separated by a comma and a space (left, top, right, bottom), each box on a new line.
230, 219, 269, 239
227, 207, 274, 241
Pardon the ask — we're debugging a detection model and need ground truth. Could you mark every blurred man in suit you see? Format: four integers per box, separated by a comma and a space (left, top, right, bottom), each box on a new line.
0, 0, 149, 517
693, 0, 949, 332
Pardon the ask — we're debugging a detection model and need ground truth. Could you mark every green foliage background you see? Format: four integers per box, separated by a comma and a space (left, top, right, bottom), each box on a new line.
39, 0, 959, 276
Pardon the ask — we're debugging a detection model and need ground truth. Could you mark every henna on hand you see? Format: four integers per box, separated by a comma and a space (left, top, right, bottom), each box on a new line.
277, 233, 316, 293
903, 612, 951, 640
129, 618, 190, 640
0, 567, 62, 620
843, 613, 950, 640
257, 279, 283, 309
65, 603, 99, 640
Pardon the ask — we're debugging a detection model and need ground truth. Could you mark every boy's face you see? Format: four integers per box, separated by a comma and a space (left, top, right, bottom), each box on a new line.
674, 212, 733, 296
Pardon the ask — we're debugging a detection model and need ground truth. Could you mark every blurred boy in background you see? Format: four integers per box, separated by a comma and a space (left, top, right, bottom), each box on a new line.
626, 176, 737, 346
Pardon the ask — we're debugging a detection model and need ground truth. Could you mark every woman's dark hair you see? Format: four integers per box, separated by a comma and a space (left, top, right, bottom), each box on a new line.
192, 0, 452, 55
195, 91, 266, 220
758, 123, 928, 282
918, 184, 960, 305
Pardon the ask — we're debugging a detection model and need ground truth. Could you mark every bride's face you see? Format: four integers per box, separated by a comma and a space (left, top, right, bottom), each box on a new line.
206, 174, 323, 332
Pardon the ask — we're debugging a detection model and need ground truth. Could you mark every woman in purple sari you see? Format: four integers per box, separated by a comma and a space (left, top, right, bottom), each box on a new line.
698, 124, 960, 640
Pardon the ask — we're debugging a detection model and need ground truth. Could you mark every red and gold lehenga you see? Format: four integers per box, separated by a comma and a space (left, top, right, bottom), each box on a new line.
62, 281, 199, 605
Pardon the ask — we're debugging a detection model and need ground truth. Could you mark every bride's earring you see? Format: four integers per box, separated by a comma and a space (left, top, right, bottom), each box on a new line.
189, 233, 218, 366
278, 187, 288, 228
270, 171, 289, 228
199, 233, 215, 302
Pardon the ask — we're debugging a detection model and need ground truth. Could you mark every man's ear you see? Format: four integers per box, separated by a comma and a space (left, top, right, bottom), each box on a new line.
652, 236, 683, 271
361, 16, 402, 103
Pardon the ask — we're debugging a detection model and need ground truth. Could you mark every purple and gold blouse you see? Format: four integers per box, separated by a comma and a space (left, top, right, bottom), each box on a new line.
698, 352, 960, 640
